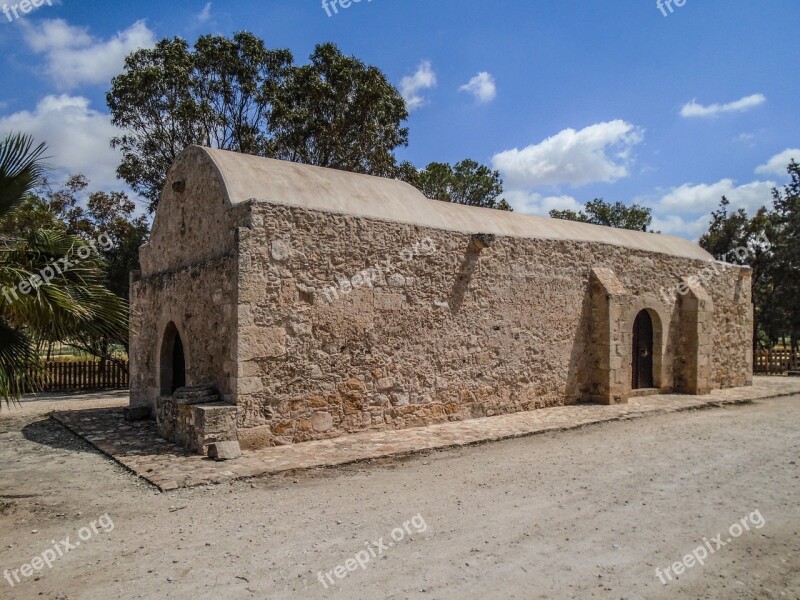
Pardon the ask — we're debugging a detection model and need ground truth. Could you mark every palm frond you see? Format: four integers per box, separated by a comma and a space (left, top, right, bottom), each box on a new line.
0, 133, 130, 406
0, 133, 48, 219
0, 321, 42, 405
0, 229, 123, 338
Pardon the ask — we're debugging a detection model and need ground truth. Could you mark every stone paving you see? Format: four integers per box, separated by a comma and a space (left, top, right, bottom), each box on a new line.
51, 377, 800, 491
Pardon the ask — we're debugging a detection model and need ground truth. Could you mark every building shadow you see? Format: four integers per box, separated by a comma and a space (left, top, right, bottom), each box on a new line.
24, 408, 196, 460
22, 417, 98, 454
565, 276, 597, 404
449, 235, 493, 314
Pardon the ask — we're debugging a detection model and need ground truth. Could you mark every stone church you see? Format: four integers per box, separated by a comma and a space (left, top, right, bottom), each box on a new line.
129, 146, 753, 454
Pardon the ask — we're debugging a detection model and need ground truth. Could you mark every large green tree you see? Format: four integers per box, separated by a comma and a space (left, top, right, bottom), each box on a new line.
550, 198, 653, 231
0, 134, 129, 404
108, 34, 408, 211
401, 159, 512, 211
768, 160, 800, 348
270, 42, 408, 177
108, 33, 292, 211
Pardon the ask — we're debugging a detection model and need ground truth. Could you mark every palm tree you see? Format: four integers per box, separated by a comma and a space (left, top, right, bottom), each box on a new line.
0, 133, 129, 405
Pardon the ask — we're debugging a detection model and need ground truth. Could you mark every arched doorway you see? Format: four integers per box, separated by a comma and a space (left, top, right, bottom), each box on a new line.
159, 322, 186, 395
632, 310, 654, 389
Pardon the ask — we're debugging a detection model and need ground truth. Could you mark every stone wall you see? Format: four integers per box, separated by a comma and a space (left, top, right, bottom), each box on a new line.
130, 147, 251, 412
129, 255, 237, 411
710, 269, 753, 388
231, 202, 752, 448
139, 149, 241, 277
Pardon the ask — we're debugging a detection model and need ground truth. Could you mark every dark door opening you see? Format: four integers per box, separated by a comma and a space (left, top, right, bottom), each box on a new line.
632, 310, 654, 389
171, 333, 186, 393
160, 322, 186, 395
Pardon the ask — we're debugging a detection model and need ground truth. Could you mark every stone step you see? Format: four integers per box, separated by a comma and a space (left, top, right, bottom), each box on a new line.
208, 441, 242, 460
176, 394, 220, 406
631, 388, 661, 398
174, 385, 219, 405
174, 384, 217, 399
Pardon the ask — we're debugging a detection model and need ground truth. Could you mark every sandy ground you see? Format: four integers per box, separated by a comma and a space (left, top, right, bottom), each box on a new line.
0, 393, 798, 600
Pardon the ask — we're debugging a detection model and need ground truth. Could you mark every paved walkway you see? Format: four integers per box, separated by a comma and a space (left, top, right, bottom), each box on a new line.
51, 377, 800, 491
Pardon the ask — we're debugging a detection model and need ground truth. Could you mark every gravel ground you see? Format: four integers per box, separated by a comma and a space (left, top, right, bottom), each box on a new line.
0, 394, 798, 600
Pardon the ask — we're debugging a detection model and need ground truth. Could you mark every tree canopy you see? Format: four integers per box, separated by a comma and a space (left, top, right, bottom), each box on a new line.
768, 161, 800, 346
108, 34, 408, 211
549, 199, 653, 231
108, 32, 514, 215
269, 42, 408, 177
401, 159, 512, 211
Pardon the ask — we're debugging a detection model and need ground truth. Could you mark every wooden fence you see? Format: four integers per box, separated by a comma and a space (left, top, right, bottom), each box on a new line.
754, 350, 800, 375
31, 360, 129, 393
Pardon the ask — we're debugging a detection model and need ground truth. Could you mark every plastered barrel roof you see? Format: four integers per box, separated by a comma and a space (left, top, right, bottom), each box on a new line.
188, 146, 713, 261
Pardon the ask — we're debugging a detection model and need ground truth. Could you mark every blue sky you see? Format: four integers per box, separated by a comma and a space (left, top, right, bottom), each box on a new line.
1, 0, 798, 239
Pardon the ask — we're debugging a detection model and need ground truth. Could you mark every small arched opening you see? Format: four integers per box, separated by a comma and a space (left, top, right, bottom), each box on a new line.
632, 310, 655, 389
159, 322, 186, 395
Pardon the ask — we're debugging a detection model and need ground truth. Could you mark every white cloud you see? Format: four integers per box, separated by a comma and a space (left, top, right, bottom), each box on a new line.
637, 176, 778, 239
650, 213, 712, 240
22, 19, 156, 89
459, 72, 496, 104
197, 2, 212, 23
503, 189, 581, 216
492, 120, 644, 188
0, 95, 123, 190
755, 149, 800, 176
680, 93, 766, 118
400, 61, 436, 111
657, 179, 775, 215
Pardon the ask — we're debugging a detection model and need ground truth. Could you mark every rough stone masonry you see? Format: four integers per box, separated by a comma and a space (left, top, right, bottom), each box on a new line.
128, 146, 752, 454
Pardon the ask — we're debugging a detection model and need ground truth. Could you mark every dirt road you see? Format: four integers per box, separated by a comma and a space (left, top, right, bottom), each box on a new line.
1, 394, 798, 599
